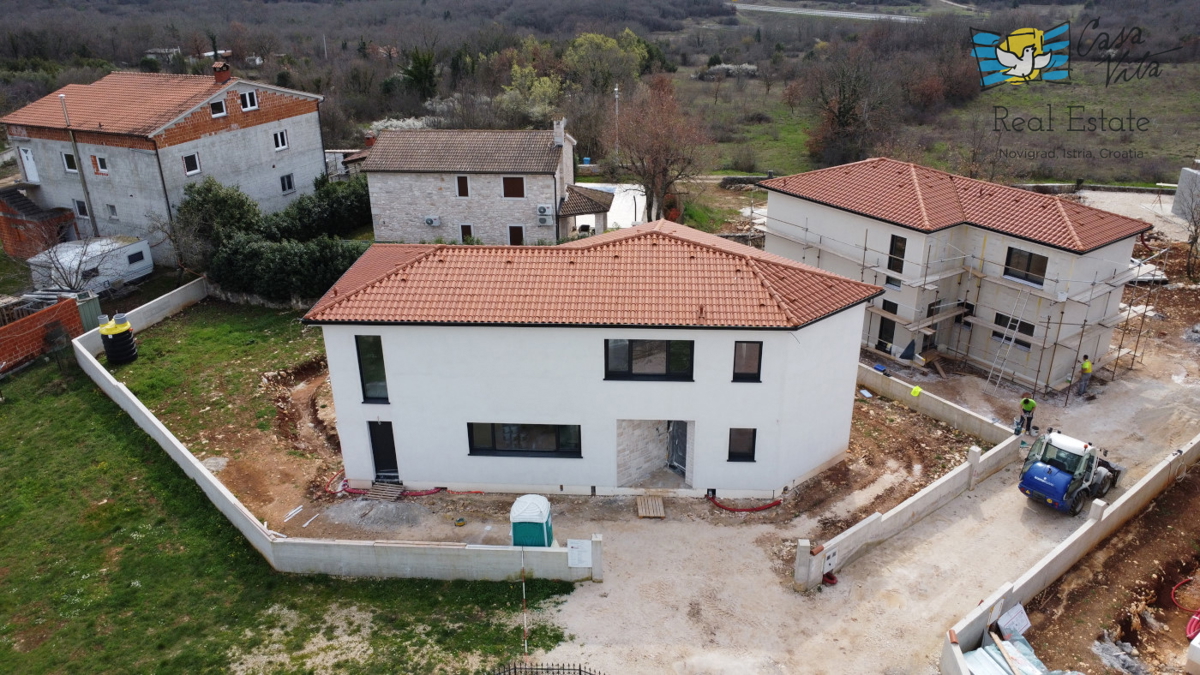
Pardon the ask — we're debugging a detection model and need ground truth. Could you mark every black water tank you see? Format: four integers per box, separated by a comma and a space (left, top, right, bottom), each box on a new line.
100, 313, 138, 364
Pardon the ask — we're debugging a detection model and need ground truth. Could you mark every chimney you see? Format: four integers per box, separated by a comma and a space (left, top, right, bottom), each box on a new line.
553, 118, 565, 147
364, 132, 376, 148
212, 61, 232, 84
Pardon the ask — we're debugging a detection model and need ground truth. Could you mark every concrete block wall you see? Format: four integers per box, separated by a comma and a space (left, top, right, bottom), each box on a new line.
0, 297, 84, 373
72, 279, 603, 582
616, 419, 667, 487
856, 365, 1013, 446
941, 431, 1200, 672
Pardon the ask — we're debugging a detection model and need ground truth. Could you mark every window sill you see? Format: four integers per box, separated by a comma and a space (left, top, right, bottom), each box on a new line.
732, 376, 761, 383
469, 450, 582, 459
604, 375, 694, 382
362, 399, 390, 404
211, 113, 227, 119
185, 171, 202, 177
1001, 274, 1046, 289
241, 106, 259, 112
727, 457, 756, 463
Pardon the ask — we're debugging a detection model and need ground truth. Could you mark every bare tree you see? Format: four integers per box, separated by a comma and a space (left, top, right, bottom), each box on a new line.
1178, 184, 1200, 279
758, 61, 777, 98
782, 80, 803, 116
146, 209, 213, 286
615, 75, 712, 222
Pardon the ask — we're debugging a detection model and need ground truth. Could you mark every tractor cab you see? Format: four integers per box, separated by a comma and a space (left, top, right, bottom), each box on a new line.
1018, 430, 1120, 515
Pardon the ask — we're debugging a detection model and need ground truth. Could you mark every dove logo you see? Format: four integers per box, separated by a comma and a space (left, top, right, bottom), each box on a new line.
972, 23, 1070, 90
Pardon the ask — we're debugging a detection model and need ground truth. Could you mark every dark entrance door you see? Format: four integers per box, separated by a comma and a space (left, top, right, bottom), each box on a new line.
876, 318, 896, 353
368, 421, 399, 483
667, 421, 687, 476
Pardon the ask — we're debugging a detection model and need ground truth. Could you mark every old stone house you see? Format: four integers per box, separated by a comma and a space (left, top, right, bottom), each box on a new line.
0, 65, 324, 258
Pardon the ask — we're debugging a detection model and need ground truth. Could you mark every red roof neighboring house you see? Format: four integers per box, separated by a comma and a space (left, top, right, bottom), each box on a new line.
304, 220, 882, 329
759, 158, 1152, 253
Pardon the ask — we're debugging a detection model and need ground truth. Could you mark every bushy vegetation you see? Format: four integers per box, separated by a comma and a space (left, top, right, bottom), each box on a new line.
173, 175, 372, 302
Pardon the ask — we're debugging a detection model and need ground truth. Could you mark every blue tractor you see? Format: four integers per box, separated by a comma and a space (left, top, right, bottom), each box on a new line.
1018, 429, 1124, 516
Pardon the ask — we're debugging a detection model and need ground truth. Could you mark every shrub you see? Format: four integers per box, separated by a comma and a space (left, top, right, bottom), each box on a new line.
728, 144, 758, 173
209, 235, 369, 301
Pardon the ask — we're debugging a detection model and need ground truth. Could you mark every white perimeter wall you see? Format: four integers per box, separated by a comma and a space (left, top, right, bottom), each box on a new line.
322, 305, 866, 496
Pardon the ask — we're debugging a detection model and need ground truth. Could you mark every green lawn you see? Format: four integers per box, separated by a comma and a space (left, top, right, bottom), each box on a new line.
0, 302, 573, 674
0, 255, 29, 295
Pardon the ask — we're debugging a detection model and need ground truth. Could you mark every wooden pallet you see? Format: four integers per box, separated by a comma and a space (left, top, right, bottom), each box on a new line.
636, 495, 665, 519
365, 482, 405, 501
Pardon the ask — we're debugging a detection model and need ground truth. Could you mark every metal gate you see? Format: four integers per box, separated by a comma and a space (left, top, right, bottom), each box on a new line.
667, 420, 687, 475
489, 664, 603, 675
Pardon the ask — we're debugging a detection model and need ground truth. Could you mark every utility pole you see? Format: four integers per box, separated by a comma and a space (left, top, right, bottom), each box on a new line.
323, 34, 328, 60
613, 84, 620, 158
61, 94, 98, 237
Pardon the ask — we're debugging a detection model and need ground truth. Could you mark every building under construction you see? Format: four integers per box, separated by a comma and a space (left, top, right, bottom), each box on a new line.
758, 158, 1164, 395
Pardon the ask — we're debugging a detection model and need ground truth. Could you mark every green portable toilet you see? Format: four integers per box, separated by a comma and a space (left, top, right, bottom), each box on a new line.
510, 494, 553, 547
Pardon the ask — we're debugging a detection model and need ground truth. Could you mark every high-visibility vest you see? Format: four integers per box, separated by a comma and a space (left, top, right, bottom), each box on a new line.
1082, 360, 1093, 374
1021, 398, 1037, 412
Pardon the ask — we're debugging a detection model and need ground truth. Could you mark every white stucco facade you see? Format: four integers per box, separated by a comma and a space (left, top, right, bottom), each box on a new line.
319, 305, 865, 497
762, 191, 1138, 389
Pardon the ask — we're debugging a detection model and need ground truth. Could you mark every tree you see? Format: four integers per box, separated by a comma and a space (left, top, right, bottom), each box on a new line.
1177, 182, 1200, 279
803, 49, 895, 166
564, 32, 643, 94
782, 80, 803, 116
402, 48, 438, 101
174, 177, 264, 252
615, 76, 711, 222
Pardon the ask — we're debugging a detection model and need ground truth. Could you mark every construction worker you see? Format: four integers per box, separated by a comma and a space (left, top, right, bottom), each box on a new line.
1077, 355, 1093, 396
1018, 394, 1037, 435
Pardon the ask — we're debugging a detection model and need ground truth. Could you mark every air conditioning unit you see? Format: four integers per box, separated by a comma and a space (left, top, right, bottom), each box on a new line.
536, 215, 553, 227
535, 204, 554, 217
423, 215, 441, 227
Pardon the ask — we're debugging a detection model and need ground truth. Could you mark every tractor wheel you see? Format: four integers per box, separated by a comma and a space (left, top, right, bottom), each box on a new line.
1097, 474, 1114, 499
1070, 491, 1086, 516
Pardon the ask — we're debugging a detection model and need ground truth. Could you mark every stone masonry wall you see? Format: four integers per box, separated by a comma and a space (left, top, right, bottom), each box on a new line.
617, 419, 668, 487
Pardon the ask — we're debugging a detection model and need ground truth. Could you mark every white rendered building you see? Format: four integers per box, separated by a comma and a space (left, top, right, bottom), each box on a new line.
304, 221, 881, 497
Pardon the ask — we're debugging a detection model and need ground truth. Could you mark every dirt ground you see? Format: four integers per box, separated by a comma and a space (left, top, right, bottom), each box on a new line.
1077, 190, 1189, 243
1022, 471, 1200, 674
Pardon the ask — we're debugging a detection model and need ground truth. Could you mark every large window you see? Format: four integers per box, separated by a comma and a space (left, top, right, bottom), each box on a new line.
728, 428, 757, 462
888, 235, 907, 274
605, 339, 694, 381
1003, 247, 1048, 286
467, 423, 582, 458
502, 176, 525, 198
355, 335, 389, 402
992, 312, 1035, 350
732, 341, 762, 382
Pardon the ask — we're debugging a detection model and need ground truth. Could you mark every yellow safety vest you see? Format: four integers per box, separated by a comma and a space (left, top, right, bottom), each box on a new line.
1081, 360, 1092, 374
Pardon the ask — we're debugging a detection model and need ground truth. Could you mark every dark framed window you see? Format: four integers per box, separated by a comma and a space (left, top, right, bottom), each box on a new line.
456, 175, 469, 197
355, 335, 389, 402
508, 225, 524, 245
1003, 247, 1048, 286
467, 423, 582, 458
502, 176, 525, 198
280, 173, 295, 193
127, 251, 144, 264
460, 224, 473, 241
605, 339, 694, 381
881, 299, 899, 315
728, 428, 757, 462
887, 235, 906, 274
992, 312, 1035, 350
884, 275, 902, 289
732, 341, 762, 382
82, 267, 99, 280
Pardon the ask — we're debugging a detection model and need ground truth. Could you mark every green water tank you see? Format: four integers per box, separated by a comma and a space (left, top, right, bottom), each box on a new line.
510, 494, 553, 547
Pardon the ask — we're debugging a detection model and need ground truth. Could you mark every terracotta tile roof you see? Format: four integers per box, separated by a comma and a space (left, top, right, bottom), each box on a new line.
304, 221, 881, 329
2, 72, 229, 137
361, 129, 564, 174
759, 158, 1152, 253
559, 184, 615, 217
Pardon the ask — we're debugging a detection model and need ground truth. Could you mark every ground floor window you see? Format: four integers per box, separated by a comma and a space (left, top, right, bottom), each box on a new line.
467, 423, 582, 458
728, 428, 757, 462
992, 312, 1035, 350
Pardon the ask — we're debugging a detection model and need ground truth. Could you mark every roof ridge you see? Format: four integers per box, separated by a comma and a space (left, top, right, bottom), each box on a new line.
314, 245, 444, 316
908, 163, 931, 229
742, 257, 805, 326
1052, 195, 1085, 250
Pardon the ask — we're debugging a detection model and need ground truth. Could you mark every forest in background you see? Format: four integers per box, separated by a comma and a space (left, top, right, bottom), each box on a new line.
1, 0, 1198, 182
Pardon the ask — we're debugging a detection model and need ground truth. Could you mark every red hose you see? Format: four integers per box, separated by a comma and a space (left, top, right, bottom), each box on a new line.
401, 487, 444, 497
1188, 612, 1200, 641
447, 489, 486, 494
706, 495, 782, 512
1173, 578, 1200, 612
324, 470, 368, 495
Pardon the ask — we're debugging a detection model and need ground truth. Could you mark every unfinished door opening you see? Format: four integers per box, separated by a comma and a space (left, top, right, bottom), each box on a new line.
617, 419, 693, 489
368, 421, 399, 483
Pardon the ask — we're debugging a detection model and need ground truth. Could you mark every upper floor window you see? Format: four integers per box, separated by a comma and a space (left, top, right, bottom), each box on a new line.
457, 175, 469, 197
280, 173, 295, 194
502, 176, 525, 198
605, 339, 693, 381
210, 100, 227, 118
94, 156, 109, 175
992, 312, 1035, 350
884, 275, 902, 290
887, 235, 906, 274
183, 153, 201, 176
355, 335, 389, 402
62, 153, 78, 173
1003, 247, 1048, 286
74, 200, 89, 218
467, 423, 582, 458
732, 341, 762, 382
273, 129, 288, 151
239, 90, 258, 111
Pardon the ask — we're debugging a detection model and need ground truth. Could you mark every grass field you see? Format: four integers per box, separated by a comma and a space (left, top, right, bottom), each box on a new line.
0, 301, 573, 674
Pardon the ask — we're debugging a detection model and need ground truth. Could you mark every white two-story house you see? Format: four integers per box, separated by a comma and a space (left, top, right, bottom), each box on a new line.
759, 158, 1153, 391
362, 122, 603, 245
0, 64, 325, 259
303, 221, 882, 497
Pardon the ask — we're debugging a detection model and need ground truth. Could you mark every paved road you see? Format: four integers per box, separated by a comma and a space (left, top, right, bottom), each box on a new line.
732, 2, 924, 23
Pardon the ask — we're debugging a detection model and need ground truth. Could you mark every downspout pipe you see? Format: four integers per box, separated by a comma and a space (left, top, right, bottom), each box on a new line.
61, 94, 99, 237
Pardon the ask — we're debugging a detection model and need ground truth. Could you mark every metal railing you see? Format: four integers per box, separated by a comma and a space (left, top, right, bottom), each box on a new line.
489, 664, 604, 675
